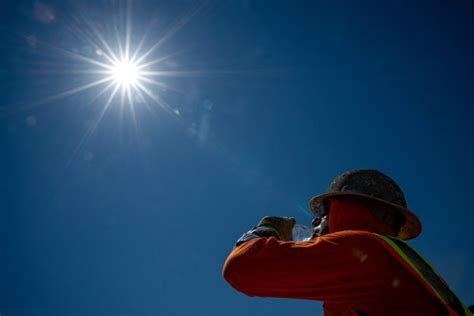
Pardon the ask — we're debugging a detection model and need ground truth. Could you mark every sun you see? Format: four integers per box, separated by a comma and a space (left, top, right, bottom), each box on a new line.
110, 59, 141, 88
26, 3, 201, 120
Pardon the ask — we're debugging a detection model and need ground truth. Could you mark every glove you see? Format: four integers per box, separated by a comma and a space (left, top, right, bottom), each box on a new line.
236, 216, 296, 246
257, 216, 296, 241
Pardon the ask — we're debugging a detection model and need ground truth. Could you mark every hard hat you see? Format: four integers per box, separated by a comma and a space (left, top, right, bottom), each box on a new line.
309, 169, 422, 240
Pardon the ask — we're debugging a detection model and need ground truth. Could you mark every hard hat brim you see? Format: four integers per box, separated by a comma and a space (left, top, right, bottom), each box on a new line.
309, 192, 422, 240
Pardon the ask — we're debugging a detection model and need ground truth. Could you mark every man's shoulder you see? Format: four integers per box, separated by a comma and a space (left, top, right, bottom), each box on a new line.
320, 230, 382, 241
316, 230, 395, 255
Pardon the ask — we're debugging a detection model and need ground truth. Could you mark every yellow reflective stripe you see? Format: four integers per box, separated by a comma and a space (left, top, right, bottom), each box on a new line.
461, 301, 474, 316
375, 234, 446, 302
375, 234, 472, 316
373, 234, 473, 315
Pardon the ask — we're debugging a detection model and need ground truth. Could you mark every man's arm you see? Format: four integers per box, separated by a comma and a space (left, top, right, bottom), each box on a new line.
223, 230, 389, 304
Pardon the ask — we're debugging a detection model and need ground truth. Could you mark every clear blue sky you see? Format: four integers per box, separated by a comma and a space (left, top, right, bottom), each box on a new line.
1, 1, 472, 315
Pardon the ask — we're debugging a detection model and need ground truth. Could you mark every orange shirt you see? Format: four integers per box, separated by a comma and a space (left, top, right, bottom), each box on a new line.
223, 230, 448, 316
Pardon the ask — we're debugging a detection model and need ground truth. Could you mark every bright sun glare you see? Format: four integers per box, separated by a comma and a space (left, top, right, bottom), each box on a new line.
26, 2, 205, 123
110, 59, 141, 87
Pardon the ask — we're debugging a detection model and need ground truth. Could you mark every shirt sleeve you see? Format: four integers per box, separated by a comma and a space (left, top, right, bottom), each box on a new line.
222, 230, 391, 305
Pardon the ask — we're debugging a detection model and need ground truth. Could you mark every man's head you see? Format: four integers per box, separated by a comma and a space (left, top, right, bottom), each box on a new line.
309, 169, 422, 240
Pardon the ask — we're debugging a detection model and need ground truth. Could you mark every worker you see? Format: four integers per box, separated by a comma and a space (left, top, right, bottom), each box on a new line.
223, 169, 472, 316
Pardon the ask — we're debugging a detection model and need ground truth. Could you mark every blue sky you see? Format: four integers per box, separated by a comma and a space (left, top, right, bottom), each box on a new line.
1, 1, 472, 315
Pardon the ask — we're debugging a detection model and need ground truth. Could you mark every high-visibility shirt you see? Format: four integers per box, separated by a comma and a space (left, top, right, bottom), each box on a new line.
224, 231, 467, 315
223, 199, 471, 316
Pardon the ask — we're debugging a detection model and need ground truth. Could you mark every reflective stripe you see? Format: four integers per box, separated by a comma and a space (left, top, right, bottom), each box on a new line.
374, 234, 472, 316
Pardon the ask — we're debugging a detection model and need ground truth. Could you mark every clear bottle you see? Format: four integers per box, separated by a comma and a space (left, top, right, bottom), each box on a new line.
292, 224, 314, 242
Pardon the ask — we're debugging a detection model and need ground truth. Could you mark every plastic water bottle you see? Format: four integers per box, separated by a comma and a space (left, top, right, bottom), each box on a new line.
292, 224, 314, 242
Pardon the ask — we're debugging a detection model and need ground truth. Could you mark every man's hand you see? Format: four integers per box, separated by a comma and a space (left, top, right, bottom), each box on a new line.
257, 216, 296, 241
235, 216, 296, 246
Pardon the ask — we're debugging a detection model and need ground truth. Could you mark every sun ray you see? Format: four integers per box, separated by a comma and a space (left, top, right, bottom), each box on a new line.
131, 30, 148, 62
139, 68, 263, 78
135, 81, 177, 117
81, 15, 121, 63
138, 77, 183, 95
44, 76, 115, 100
38, 39, 115, 70
134, 4, 204, 65
126, 84, 138, 131
62, 48, 113, 70
125, 0, 132, 61
9, 77, 113, 115
118, 83, 127, 132
51, 80, 120, 197
138, 70, 219, 77
91, 80, 118, 104
132, 84, 156, 117
135, 49, 188, 70
61, 12, 117, 65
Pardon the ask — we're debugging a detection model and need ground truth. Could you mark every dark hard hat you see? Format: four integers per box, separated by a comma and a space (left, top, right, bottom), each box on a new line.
309, 169, 422, 240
